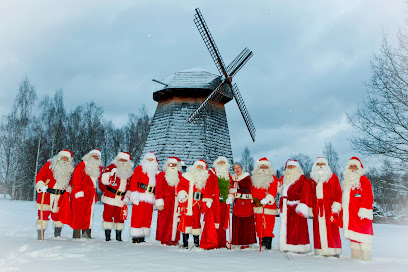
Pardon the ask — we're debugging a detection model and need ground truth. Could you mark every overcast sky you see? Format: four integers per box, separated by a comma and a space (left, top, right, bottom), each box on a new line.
0, 0, 405, 170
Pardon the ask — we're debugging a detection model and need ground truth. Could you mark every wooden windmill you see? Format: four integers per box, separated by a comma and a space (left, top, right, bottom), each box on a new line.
142, 8, 255, 167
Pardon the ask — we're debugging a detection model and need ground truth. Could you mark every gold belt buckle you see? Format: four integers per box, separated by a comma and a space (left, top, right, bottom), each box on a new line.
116, 190, 123, 196
146, 185, 154, 194
55, 189, 60, 195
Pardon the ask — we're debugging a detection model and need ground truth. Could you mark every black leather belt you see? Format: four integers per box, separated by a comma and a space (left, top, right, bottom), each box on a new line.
193, 192, 203, 201
46, 188, 66, 195
138, 182, 155, 194
106, 186, 125, 196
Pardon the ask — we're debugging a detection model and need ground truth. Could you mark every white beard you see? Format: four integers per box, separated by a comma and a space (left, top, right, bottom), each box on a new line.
310, 165, 332, 184
283, 167, 303, 186
50, 157, 74, 189
164, 167, 180, 187
342, 168, 363, 190
116, 161, 133, 180
141, 159, 158, 185
214, 164, 230, 180
252, 167, 274, 189
186, 166, 209, 190
85, 157, 101, 179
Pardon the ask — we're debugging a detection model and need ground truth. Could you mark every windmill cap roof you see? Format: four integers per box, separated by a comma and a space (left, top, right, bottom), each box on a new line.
159, 69, 221, 90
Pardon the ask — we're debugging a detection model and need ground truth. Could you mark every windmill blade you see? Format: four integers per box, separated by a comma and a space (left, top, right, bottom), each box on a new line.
188, 82, 228, 123
227, 48, 254, 78
194, 8, 229, 79
231, 83, 256, 142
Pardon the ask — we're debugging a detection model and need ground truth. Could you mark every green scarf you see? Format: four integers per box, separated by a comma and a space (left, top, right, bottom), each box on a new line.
218, 177, 230, 203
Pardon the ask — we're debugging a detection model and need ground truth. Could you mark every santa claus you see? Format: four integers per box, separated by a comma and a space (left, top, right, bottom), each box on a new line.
309, 157, 342, 256
278, 159, 311, 253
209, 156, 233, 248
155, 157, 183, 246
226, 162, 257, 249
100, 152, 133, 242
129, 152, 159, 243
251, 157, 278, 250
70, 149, 103, 239
177, 160, 214, 248
35, 149, 74, 239
341, 157, 373, 261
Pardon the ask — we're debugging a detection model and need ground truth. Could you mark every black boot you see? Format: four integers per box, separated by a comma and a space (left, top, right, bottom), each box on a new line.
37, 229, 45, 240
265, 237, 272, 250
260, 237, 265, 247
132, 237, 138, 243
82, 229, 92, 239
54, 227, 62, 237
105, 230, 111, 241
140, 237, 145, 243
182, 233, 189, 248
73, 229, 81, 239
116, 230, 122, 242
193, 235, 200, 247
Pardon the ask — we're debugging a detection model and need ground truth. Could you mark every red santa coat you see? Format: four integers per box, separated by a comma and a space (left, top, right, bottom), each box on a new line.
35, 161, 71, 213
309, 174, 342, 255
176, 172, 213, 235
70, 161, 102, 230
341, 175, 374, 244
155, 171, 182, 243
251, 176, 278, 238
209, 169, 232, 248
278, 174, 311, 252
99, 164, 131, 207
129, 165, 158, 237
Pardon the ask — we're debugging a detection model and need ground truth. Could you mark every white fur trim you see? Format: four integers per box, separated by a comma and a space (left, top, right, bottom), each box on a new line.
53, 221, 63, 228
315, 157, 329, 165
183, 226, 192, 234
192, 228, 202, 235
287, 160, 300, 168
101, 195, 125, 207
130, 227, 144, 238
89, 199, 96, 229
177, 190, 188, 203
36, 219, 48, 230
316, 181, 324, 199
58, 150, 72, 159
202, 198, 213, 203
89, 149, 101, 158
102, 221, 114, 230
232, 172, 249, 182
317, 208, 329, 255
35, 203, 51, 211
265, 194, 275, 205
35, 180, 45, 192
315, 248, 342, 256
114, 223, 124, 230
358, 208, 373, 220
347, 159, 365, 175
295, 203, 309, 218
280, 242, 312, 253
331, 202, 342, 214
117, 152, 131, 161
139, 192, 155, 204
75, 191, 84, 198
194, 160, 207, 169
344, 226, 373, 244
101, 172, 111, 185
130, 191, 139, 203
155, 198, 164, 207
143, 227, 151, 236
257, 159, 271, 167
253, 207, 278, 215
229, 188, 237, 194
287, 200, 300, 206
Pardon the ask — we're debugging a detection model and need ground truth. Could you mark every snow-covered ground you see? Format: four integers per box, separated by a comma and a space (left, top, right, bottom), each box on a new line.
0, 200, 407, 272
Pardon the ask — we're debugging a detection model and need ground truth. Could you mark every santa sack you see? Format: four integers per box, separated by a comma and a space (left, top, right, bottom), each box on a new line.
57, 192, 71, 225
200, 208, 218, 250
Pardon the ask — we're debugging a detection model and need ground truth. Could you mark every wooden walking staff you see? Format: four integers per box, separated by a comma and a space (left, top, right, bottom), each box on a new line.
40, 179, 50, 242
259, 206, 265, 252
228, 204, 232, 250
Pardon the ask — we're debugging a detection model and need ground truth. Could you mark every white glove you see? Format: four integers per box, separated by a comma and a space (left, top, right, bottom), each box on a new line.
75, 191, 84, 199
260, 198, 269, 205
179, 193, 188, 203
123, 196, 130, 204
226, 197, 233, 205
206, 201, 212, 208
39, 185, 48, 193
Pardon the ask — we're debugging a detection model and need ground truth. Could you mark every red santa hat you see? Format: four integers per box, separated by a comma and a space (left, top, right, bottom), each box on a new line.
143, 151, 158, 163
88, 149, 101, 159
257, 157, 271, 168
167, 156, 181, 164
57, 149, 73, 161
117, 152, 132, 161
347, 156, 364, 170
285, 159, 300, 169
194, 159, 207, 170
315, 157, 329, 165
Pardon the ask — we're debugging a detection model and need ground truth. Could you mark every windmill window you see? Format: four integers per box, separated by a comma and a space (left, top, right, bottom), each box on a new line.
181, 102, 188, 109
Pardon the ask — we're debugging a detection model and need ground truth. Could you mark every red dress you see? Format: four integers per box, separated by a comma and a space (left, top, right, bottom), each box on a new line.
99, 164, 131, 230
278, 174, 311, 252
70, 161, 102, 230
251, 176, 278, 238
229, 173, 257, 246
309, 174, 342, 255
341, 175, 374, 244
155, 171, 182, 244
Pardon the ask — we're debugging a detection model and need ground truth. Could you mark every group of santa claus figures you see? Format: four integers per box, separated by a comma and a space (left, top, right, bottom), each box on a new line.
35, 148, 374, 261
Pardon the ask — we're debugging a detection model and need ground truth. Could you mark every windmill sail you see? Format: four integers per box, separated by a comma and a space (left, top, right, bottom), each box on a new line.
227, 48, 254, 78
231, 83, 256, 142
